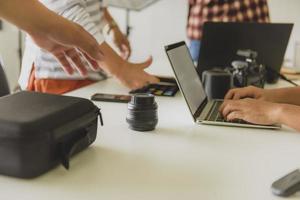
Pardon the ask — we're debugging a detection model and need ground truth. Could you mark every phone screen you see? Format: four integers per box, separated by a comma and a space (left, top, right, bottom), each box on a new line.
91, 93, 131, 103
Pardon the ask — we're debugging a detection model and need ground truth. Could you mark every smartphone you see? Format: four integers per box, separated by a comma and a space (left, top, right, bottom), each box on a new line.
91, 93, 131, 103
129, 76, 179, 97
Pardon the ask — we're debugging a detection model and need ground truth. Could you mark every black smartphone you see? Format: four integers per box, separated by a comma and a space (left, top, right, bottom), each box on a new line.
91, 93, 131, 103
129, 76, 179, 97
157, 76, 177, 84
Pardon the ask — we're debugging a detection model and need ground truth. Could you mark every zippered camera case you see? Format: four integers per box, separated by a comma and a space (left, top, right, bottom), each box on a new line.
0, 91, 102, 178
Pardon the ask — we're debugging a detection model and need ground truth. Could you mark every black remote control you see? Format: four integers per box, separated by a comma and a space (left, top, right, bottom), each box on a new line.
271, 169, 300, 197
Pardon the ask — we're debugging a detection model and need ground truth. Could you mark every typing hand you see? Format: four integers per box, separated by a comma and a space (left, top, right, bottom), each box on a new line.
225, 86, 269, 101
219, 98, 281, 125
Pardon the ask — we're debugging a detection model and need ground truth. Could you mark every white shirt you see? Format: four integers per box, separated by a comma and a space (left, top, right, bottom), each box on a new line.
19, 0, 108, 90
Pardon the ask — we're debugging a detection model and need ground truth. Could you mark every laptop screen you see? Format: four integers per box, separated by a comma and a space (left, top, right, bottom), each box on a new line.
165, 42, 206, 116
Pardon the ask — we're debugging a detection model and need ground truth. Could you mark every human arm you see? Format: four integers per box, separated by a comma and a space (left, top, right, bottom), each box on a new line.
103, 8, 131, 60
225, 86, 300, 106
219, 98, 300, 132
15, 0, 157, 89
49, 2, 158, 89
0, 0, 103, 75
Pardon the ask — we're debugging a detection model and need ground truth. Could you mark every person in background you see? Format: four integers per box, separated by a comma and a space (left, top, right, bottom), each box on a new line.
220, 86, 300, 132
187, 0, 270, 62
19, 0, 159, 94
0, 0, 104, 74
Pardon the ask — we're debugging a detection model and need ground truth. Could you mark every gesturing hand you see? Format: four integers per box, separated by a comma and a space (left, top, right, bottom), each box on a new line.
0, 0, 105, 76
115, 57, 159, 89
29, 23, 103, 76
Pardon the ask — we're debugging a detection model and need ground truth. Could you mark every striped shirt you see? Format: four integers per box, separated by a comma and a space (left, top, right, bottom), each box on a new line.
19, 0, 108, 90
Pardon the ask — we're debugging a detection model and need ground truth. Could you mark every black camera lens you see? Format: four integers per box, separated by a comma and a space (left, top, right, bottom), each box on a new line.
126, 93, 158, 132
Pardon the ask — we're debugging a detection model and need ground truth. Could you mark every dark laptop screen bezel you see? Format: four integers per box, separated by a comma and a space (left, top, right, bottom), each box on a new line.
197, 22, 293, 78
165, 41, 208, 121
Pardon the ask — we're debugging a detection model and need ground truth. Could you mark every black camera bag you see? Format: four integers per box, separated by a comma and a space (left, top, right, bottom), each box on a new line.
0, 91, 103, 178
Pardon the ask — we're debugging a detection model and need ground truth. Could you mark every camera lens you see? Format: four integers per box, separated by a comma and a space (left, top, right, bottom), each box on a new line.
126, 93, 158, 132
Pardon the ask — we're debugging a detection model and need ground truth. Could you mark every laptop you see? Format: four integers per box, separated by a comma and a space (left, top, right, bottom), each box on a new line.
197, 22, 293, 78
165, 41, 280, 129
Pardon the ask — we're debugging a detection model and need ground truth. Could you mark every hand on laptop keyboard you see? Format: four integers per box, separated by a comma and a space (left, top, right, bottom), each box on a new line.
219, 98, 281, 126
213, 109, 249, 124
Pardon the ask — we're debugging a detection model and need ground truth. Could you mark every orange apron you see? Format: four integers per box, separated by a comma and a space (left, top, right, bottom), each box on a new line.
27, 65, 95, 94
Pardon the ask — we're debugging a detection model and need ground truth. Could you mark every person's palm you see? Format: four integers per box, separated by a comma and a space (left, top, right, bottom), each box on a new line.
116, 57, 159, 89
29, 23, 104, 76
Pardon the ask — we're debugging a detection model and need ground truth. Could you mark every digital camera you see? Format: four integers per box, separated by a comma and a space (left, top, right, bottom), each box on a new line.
227, 50, 266, 88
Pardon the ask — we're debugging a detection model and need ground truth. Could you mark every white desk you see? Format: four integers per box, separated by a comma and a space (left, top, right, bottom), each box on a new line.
1, 60, 300, 200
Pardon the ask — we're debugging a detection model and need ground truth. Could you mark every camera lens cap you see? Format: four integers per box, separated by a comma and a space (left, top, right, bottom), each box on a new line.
131, 93, 155, 105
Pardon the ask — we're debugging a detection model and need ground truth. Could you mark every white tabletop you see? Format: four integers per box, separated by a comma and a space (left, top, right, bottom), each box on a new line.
1, 59, 300, 200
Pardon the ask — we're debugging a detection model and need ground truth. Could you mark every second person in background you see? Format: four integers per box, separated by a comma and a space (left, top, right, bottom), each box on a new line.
187, 0, 270, 62
19, 0, 159, 94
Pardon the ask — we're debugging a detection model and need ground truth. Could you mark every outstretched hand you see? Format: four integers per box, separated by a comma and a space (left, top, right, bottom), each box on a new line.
29, 23, 104, 76
115, 56, 159, 89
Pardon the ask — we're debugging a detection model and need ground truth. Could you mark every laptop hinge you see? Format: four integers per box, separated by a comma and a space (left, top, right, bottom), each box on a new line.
197, 101, 215, 122
194, 98, 208, 122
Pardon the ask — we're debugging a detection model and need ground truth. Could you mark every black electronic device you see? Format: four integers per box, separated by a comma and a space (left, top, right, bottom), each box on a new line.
197, 22, 293, 83
228, 49, 266, 88
91, 93, 131, 103
130, 76, 179, 97
202, 69, 233, 99
272, 169, 300, 197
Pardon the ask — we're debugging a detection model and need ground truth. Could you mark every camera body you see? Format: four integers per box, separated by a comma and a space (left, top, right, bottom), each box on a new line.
228, 50, 266, 88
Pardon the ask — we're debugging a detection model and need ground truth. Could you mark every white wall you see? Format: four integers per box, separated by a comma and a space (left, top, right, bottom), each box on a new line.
108, 0, 188, 62
109, 0, 300, 62
0, 0, 299, 89
0, 22, 20, 90
268, 0, 300, 63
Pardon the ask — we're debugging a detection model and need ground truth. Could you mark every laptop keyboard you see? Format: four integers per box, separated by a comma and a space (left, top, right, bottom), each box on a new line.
206, 101, 248, 124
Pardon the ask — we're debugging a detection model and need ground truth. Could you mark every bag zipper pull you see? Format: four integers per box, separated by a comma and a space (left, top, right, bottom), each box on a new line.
98, 109, 104, 126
